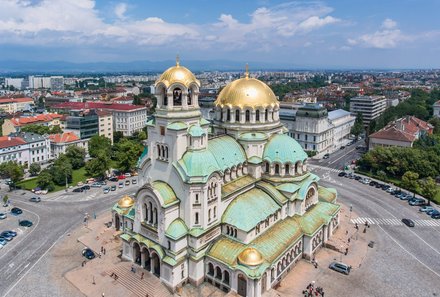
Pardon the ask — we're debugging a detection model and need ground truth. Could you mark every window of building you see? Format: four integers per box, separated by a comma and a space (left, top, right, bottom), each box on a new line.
305, 134, 308, 141
256, 110, 260, 122
195, 194, 199, 203
275, 164, 280, 175
245, 110, 250, 122
168, 240, 171, 250
195, 212, 199, 225
265, 109, 268, 121
235, 110, 240, 122
227, 109, 231, 121
160, 126, 165, 135
213, 206, 217, 218
313, 135, 316, 142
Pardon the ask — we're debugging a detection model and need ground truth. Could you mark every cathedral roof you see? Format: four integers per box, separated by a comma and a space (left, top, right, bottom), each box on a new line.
222, 188, 281, 232
152, 181, 179, 207
263, 134, 308, 164
238, 248, 264, 266
165, 218, 188, 240
155, 59, 200, 89
318, 186, 337, 203
293, 202, 340, 236
188, 125, 206, 137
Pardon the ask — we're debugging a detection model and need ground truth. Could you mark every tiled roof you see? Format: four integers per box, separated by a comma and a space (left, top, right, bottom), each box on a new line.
0, 136, 26, 149
0, 97, 33, 104
48, 132, 79, 143
370, 116, 433, 142
10, 113, 62, 126
370, 126, 416, 142
52, 101, 146, 111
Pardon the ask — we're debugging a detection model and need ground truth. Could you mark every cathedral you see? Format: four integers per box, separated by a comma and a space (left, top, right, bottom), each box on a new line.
112, 59, 340, 297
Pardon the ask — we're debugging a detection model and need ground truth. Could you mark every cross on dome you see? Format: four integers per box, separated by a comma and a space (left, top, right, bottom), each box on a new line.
245, 63, 249, 79
176, 54, 180, 67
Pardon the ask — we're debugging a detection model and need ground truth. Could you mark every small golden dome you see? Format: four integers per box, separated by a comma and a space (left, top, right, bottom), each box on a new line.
156, 56, 200, 88
238, 247, 264, 266
118, 195, 135, 208
215, 68, 278, 109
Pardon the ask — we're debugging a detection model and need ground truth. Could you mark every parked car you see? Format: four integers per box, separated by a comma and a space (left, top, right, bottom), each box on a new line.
19, 220, 33, 227
73, 188, 84, 193
29, 196, 41, 203
340, 146, 346, 150
323, 153, 330, 159
329, 262, 351, 275
2, 230, 16, 237
401, 218, 415, 227
409, 198, 425, 206
338, 172, 347, 177
0, 232, 13, 241
0, 238, 7, 246
369, 181, 377, 186
375, 183, 382, 188
427, 209, 440, 216
118, 182, 124, 188
109, 177, 118, 182
103, 186, 110, 194
132, 179, 137, 184
11, 207, 22, 215
386, 187, 394, 193
420, 206, 435, 213
432, 213, 440, 219
117, 175, 126, 180
124, 172, 132, 177
91, 182, 102, 188
354, 175, 361, 181
82, 248, 95, 259
0, 213, 6, 220
110, 185, 117, 191
361, 178, 370, 184
77, 181, 84, 186
82, 185, 91, 190
125, 180, 130, 186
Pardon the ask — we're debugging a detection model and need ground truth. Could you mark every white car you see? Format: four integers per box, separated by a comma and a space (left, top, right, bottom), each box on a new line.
124, 173, 132, 177
0, 213, 6, 219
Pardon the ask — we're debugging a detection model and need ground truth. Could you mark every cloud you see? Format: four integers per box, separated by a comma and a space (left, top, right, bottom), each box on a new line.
114, 3, 127, 20
348, 18, 409, 49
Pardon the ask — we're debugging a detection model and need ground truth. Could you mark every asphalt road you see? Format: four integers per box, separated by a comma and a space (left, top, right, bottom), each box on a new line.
309, 141, 366, 170
313, 166, 440, 296
0, 185, 136, 297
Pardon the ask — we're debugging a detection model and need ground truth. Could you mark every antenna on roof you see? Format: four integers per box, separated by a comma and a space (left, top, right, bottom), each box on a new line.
245, 63, 249, 78
176, 54, 180, 67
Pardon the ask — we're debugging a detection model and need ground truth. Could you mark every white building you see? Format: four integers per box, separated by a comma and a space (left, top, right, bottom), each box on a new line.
434, 100, 440, 118
350, 95, 387, 127
5, 78, 24, 90
48, 132, 88, 158
112, 62, 340, 297
328, 109, 356, 149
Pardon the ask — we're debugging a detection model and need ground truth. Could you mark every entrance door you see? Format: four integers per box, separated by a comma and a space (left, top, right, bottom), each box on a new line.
237, 274, 247, 297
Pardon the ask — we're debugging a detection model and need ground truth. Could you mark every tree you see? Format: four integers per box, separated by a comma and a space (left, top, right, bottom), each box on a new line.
113, 131, 124, 144
50, 125, 63, 134
3, 194, 9, 205
38, 96, 45, 108
85, 154, 111, 178
350, 112, 364, 138
0, 161, 24, 183
401, 171, 420, 196
51, 154, 72, 186
65, 146, 86, 169
21, 125, 50, 135
114, 138, 143, 172
88, 135, 112, 158
37, 169, 55, 191
29, 163, 41, 176
420, 177, 439, 206
429, 117, 440, 135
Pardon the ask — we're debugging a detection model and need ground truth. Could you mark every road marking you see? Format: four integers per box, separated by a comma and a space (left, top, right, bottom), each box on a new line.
329, 146, 356, 165
17, 263, 30, 276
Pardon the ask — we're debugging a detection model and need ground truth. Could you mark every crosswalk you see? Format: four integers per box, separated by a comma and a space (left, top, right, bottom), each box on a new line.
351, 217, 440, 227
309, 165, 342, 174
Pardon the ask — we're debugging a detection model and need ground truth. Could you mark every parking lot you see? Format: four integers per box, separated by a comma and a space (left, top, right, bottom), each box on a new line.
0, 206, 38, 252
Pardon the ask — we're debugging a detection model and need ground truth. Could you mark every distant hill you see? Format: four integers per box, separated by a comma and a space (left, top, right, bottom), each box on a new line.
0, 59, 300, 74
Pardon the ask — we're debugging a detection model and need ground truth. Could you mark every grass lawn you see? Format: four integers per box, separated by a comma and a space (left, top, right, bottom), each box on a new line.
17, 167, 90, 193
355, 169, 440, 205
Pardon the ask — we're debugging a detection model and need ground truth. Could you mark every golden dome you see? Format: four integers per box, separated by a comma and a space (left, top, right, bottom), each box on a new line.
215, 68, 278, 109
156, 56, 200, 88
237, 247, 264, 266
118, 195, 135, 208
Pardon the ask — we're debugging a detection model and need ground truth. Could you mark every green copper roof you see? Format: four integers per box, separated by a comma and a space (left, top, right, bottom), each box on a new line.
208, 237, 245, 267
165, 218, 188, 240
208, 135, 247, 170
146, 118, 156, 127
222, 188, 280, 232
294, 202, 340, 236
123, 207, 135, 220
167, 121, 188, 130
298, 174, 319, 201
200, 118, 210, 126
120, 233, 131, 242
263, 134, 307, 164
188, 125, 206, 137
239, 132, 268, 142
256, 181, 287, 204
318, 186, 337, 203
247, 156, 262, 165
176, 149, 220, 182
276, 183, 301, 194
152, 181, 179, 207
222, 175, 256, 198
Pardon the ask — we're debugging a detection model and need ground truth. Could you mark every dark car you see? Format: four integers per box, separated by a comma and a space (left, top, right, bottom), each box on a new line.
0, 233, 13, 241
338, 172, 347, 177
401, 218, 415, 227
329, 262, 351, 275
340, 146, 346, 150
29, 196, 41, 203
382, 185, 391, 190
369, 181, 377, 186
109, 177, 118, 182
427, 209, 440, 216
132, 179, 137, 184
125, 180, 130, 186
19, 220, 33, 227
432, 213, 440, 219
82, 248, 95, 259
73, 188, 84, 193
354, 175, 361, 180
375, 183, 382, 188
82, 185, 91, 190
11, 207, 23, 215
110, 185, 117, 191
323, 153, 330, 159
1, 230, 17, 237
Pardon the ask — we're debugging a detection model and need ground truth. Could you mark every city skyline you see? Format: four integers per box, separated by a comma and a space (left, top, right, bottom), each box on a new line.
0, 0, 440, 69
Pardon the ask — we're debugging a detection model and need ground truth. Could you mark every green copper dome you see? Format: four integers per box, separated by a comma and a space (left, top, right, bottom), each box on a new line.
263, 134, 307, 164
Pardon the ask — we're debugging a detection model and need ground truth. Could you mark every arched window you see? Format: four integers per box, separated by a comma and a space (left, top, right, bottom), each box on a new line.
235, 110, 240, 122
256, 110, 260, 122
265, 109, 268, 121
154, 208, 158, 225
157, 144, 161, 158
148, 202, 153, 223
163, 89, 168, 106
173, 88, 182, 106
215, 267, 222, 280
208, 209, 211, 221
285, 164, 290, 175
213, 206, 217, 218
165, 146, 169, 159
245, 110, 250, 122
220, 109, 223, 121
275, 164, 280, 175
187, 88, 193, 105
265, 162, 270, 173
227, 109, 231, 121
144, 203, 148, 221
223, 271, 230, 285
208, 263, 214, 276
195, 212, 199, 225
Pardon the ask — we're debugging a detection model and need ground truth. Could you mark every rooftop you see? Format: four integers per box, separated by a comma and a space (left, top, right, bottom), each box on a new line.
48, 132, 80, 143
0, 136, 26, 149
52, 101, 147, 111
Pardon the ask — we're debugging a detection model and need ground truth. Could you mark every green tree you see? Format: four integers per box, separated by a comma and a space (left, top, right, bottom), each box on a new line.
3, 194, 9, 205
49, 125, 63, 134
401, 171, 420, 196
0, 161, 24, 183
37, 169, 55, 191
88, 135, 112, 158
21, 125, 50, 135
51, 154, 72, 186
429, 117, 440, 135
65, 146, 86, 169
133, 95, 142, 105
113, 131, 124, 144
85, 154, 111, 178
29, 163, 41, 176
38, 96, 45, 108
420, 177, 439, 206
350, 112, 364, 138
114, 138, 143, 172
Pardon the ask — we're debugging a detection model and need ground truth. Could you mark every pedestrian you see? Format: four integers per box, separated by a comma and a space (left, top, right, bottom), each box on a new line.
115, 274, 118, 280
101, 246, 104, 253
322, 291, 325, 297
348, 238, 351, 243
99, 252, 102, 258
345, 248, 348, 255
141, 272, 144, 280
314, 260, 318, 268
131, 265, 136, 273
345, 230, 348, 235
355, 223, 358, 230
363, 227, 366, 233
103, 248, 106, 255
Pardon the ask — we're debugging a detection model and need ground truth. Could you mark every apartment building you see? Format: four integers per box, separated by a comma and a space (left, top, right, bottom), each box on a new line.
2, 113, 62, 136
349, 95, 387, 127
0, 97, 34, 113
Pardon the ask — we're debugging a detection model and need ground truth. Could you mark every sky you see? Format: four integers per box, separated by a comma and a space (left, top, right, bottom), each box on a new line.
0, 0, 439, 69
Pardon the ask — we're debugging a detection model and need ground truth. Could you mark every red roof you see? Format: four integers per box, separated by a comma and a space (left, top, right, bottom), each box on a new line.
52, 101, 146, 111
0, 97, 34, 104
10, 113, 63, 126
111, 96, 133, 102
370, 126, 416, 142
0, 136, 27, 149
48, 132, 79, 143
370, 116, 433, 143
